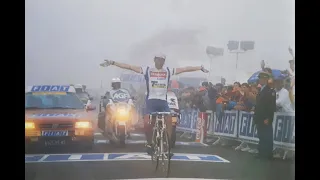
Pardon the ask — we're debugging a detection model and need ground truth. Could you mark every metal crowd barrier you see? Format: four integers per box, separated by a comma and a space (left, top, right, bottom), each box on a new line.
176, 109, 295, 159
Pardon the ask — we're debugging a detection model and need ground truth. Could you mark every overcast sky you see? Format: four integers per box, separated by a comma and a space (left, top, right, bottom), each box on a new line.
25, 0, 295, 87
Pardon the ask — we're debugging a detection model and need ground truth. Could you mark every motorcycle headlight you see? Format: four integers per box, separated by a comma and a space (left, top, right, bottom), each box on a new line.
117, 108, 129, 116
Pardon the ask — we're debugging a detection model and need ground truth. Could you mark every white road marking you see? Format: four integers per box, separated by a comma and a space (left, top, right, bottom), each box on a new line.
185, 155, 201, 160
68, 154, 82, 160
94, 132, 102, 136
114, 153, 150, 159
38, 155, 49, 162
96, 140, 107, 143
212, 155, 231, 163
103, 153, 109, 160
130, 133, 145, 137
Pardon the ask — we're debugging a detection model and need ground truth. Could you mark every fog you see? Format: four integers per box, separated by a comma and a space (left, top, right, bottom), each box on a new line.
25, 0, 294, 87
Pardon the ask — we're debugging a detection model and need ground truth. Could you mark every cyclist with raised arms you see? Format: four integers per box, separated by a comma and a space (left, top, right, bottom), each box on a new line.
100, 53, 209, 155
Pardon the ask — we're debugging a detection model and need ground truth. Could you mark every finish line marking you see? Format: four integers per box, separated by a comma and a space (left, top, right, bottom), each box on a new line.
25, 152, 230, 163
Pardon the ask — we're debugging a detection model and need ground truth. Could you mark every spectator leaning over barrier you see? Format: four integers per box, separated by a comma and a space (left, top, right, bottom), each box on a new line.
201, 82, 214, 111
234, 83, 256, 112
274, 78, 294, 112
215, 83, 228, 121
207, 82, 217, 112
193, 86, 207, 112
249, 84, 258, 111
225, 82, 239, 110
253, 71, 276, 160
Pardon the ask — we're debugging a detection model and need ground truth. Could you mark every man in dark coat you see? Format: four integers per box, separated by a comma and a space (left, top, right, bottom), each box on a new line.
253, 72, 276, 159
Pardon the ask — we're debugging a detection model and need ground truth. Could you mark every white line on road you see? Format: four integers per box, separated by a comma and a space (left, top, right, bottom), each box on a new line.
68, 154, 82, 160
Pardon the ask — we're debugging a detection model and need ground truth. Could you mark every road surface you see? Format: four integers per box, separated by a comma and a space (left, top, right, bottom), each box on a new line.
25, 131, 294, 180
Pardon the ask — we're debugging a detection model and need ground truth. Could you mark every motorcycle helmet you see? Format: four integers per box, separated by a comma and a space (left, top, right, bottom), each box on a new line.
111, 78, 121, 89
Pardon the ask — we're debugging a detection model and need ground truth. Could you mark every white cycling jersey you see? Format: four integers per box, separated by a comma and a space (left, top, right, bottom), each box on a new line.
141, 66, 176, 101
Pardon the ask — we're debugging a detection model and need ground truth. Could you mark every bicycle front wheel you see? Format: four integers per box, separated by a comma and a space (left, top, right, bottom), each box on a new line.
160, 130, 171, 177
151, 128, 159, 171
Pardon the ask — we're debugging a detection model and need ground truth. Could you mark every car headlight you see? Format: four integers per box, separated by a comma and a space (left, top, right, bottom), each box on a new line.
25, 122, 35, 129
75, 121, 92, 129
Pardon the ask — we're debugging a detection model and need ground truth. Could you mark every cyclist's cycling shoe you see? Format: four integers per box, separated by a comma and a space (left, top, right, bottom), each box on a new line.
146, 144, 153, 155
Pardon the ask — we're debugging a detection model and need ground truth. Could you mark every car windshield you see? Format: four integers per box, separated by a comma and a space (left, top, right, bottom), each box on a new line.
75, 88, 83, 93
77, 92, 89, 99
25, 92, 85, 109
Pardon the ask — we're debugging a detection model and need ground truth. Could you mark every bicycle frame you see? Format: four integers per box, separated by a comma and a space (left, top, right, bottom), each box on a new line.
150, 112, 171, 157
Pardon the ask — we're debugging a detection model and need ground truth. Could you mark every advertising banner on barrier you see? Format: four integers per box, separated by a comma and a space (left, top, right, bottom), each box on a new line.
214, 110, 238, 138
195, 112, 208, 142
273, 112, 295, 149
206, 110, 214, 135
178, 109, 198, 133
238, 111, 259, 142
176, 108, 295, 150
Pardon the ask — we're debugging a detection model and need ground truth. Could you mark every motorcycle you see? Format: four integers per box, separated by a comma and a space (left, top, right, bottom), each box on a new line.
167, 91, 181, 148
99, 88, 134, 146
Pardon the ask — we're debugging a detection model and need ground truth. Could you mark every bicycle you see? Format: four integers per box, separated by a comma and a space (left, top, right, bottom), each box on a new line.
149, 111, 171, 177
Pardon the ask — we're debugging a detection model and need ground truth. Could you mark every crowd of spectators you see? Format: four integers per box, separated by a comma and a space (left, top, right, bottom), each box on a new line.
177, 59, 295, 114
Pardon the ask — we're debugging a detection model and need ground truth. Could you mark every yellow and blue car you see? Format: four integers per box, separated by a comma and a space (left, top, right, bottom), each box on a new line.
25, 85, 95, 151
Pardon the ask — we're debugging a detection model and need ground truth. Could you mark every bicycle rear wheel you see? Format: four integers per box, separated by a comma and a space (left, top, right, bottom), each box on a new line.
160, 130, 171, 177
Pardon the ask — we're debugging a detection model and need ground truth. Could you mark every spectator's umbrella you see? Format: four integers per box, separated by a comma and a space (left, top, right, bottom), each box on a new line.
247, 69, 288, 84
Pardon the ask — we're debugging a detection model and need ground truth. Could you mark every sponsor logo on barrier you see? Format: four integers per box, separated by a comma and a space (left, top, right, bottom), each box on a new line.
180, 109, 198, 130
25, 153, 230, 163
214, 111, 238, 138
273, 113, 295, 147
195, 117, 202, 141
238, 112, 258, 141
176, 109, 295, 150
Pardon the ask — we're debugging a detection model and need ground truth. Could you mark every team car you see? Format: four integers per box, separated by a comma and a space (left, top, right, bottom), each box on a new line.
25, 85, 96, 151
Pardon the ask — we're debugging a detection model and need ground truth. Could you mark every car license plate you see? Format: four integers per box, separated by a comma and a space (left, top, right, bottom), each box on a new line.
44, 140, 66, 146
172, 117, 177, 123
42, 130, 68, 137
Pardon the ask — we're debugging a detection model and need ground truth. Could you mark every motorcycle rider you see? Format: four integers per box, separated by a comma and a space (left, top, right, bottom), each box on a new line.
104, 78, 132, 141
100, 53, 209, 155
